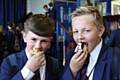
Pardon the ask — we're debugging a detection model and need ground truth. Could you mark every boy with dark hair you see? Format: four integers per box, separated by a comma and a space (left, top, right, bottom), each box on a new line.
0, 14, 62, 80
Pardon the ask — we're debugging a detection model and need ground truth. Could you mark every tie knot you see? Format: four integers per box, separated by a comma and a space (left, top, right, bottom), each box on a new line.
32, 70, 40, 80
86, 54, 90, 62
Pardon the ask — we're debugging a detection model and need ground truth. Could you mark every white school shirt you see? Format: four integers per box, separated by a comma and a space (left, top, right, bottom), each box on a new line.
86, 39, 103, 80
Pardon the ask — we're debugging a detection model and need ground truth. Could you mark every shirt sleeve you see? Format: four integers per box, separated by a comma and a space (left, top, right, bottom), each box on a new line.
21, 66, 35, 80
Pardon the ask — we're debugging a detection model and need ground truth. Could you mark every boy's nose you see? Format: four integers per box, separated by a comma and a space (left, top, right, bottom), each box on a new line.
35, 41, 42, 49
78, 33, 84, 40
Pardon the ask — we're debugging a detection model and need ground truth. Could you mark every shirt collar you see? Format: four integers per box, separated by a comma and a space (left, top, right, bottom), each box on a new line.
90, 39, 103, 61
25, 48, 31, 59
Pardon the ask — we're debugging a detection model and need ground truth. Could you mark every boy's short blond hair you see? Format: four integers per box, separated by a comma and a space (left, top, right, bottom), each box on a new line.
71, 6, 104, 28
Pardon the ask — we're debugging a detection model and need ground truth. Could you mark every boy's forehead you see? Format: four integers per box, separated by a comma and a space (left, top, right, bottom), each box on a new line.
72, 15, 95, 26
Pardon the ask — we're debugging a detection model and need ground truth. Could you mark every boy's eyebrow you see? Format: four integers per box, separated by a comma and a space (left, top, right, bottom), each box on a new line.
41, 39, 51, 42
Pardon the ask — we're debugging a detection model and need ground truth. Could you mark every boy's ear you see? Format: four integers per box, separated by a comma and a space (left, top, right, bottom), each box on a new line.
22, 31, 27, 43
98, 26, 105, 37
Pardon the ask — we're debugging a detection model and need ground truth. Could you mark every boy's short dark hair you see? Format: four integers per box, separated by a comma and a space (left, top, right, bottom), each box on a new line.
24, 14, 55, 37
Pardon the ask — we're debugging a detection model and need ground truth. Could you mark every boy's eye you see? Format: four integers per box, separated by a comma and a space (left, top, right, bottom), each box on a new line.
84, 29, 91, 32
72, 30, 78, 34
72, 29, 91, 34
31, 38, 37, 41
